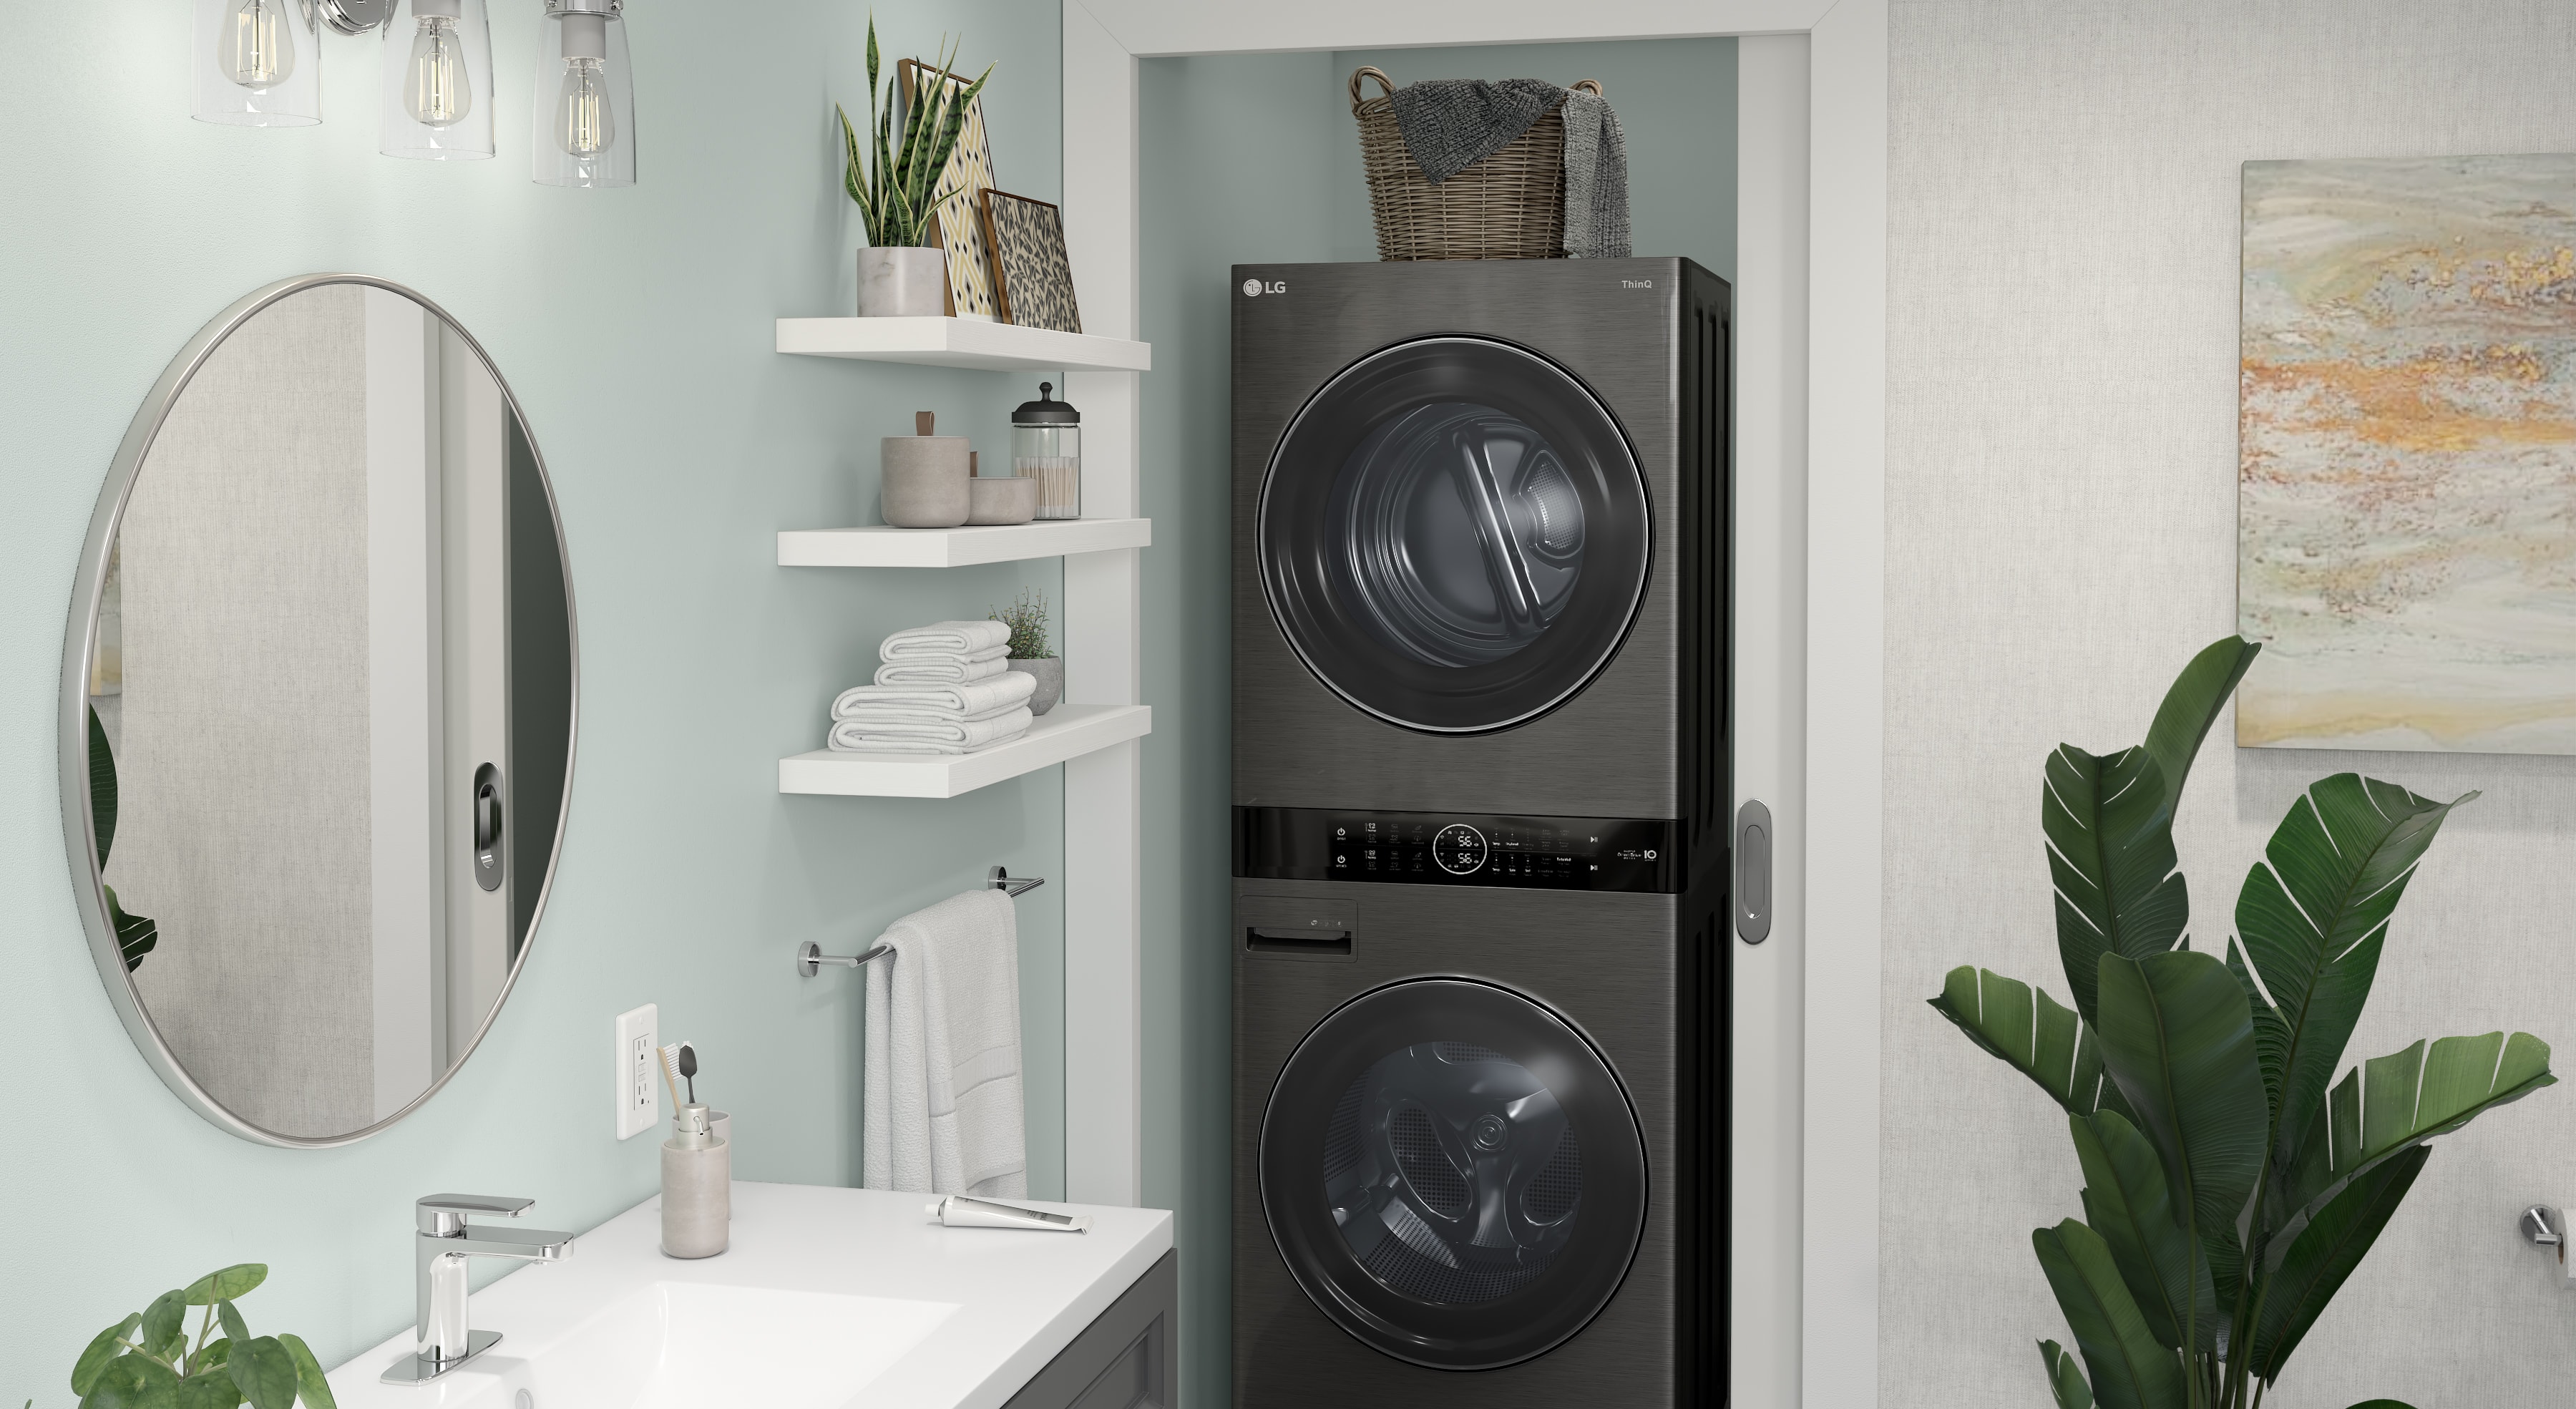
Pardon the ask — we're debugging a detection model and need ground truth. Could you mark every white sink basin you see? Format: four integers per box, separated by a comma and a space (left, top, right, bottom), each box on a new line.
430, 1283, 957, 1409
326, 1183, 1172, 1409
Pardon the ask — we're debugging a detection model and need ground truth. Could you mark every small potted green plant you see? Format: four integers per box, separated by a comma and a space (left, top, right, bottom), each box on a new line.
992, 589, 1060, 716
62, 1262, 337, 1409
838, 16, 990, 317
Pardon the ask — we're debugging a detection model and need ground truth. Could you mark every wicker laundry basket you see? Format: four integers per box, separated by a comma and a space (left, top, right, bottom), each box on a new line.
1350, 66, 1602, 261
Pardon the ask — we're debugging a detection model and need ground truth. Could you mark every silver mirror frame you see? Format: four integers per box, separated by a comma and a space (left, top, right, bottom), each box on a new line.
58, 273, 580, 1149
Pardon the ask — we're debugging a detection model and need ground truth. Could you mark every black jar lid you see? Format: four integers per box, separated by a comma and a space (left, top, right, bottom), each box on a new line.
1012, 381, 1080, 425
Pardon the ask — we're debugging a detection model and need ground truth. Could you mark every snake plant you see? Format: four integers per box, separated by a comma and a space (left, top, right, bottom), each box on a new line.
1931, 635, 2556, 1409
837, 15, 991, 249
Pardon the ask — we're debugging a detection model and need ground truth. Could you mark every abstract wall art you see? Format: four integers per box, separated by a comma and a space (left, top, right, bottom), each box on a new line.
2240, 152, 2576, 754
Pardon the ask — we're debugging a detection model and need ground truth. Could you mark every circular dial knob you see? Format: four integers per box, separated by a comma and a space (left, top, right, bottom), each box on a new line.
1433, 824, 1488, 875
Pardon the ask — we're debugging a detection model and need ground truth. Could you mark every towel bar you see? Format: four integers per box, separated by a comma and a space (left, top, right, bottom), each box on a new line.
795, 867, 1048, 977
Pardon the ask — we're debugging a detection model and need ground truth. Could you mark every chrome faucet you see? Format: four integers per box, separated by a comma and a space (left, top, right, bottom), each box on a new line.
381, 1194, 575, 1385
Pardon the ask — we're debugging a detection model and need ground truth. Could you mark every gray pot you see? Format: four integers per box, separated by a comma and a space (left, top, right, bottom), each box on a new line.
882, 436, 971, 527
1008, 656, 1063, 716
857, 246, 947, 317
967, 475, 1039, 525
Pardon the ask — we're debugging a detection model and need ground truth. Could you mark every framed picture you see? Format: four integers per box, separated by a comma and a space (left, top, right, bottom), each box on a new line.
981, 189, 1083, 334
2239, 152, 2576, 754
897, 58, 999, 320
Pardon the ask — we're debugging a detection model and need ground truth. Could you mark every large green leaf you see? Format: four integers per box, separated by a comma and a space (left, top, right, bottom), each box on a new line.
2250, 1144, 2429, 1382
276, 1335, 334, 1409
2094, 952, 2270, 1271
2032, 1220, 2187, 1409
138, 1291, 187, 1356
184, 1266, 267, 1307
176, 1370, 242, 1409
88, 703, 118, 864
225, 1338, 297, 1409
2037, 1339, 2097, 1409
2070, 1111, 2207, 1352
2139, 635, 2260, 819
2280, 1031, 2555, 1226
2046, 745, 2187, 1025
73, 1315, 143, 1395
1929, 967, 2134, 1117
82, 1354, 180, 1409
2236, 776, 2466, 1176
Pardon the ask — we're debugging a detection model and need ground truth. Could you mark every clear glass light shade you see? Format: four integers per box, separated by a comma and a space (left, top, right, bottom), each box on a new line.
192, 0, 320, 127
530, 6, 635, 187
380, 0, 494, 159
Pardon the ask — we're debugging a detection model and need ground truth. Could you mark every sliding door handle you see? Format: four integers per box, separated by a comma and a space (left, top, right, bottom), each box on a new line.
472, 761, 505, 893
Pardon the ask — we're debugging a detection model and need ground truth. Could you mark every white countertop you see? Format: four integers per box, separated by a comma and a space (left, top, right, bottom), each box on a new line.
326, 1182, 1174, 1409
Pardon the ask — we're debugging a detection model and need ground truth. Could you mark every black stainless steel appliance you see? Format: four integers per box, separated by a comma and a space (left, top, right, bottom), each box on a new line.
1231, 259, 1730, 1406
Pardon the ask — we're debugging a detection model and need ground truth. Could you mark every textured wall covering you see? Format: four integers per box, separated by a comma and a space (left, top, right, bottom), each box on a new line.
118, 285, 377, 1137
0, 1, 1069, 1393
1885, 3, 2576, 1405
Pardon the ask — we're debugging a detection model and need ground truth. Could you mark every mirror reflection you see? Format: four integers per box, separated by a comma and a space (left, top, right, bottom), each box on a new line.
77, 279, 574, 1144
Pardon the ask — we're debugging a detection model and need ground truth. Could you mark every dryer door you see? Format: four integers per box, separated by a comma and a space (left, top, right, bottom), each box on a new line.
1259, 977, 1646, 1370
1258, 336, 1652, 734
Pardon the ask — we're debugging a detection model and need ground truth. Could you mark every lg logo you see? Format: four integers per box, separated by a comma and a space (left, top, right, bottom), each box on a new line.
1241, 278, 1287, 296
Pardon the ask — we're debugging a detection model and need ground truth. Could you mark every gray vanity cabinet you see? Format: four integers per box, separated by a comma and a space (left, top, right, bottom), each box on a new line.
1004, 1250, 1178, 1409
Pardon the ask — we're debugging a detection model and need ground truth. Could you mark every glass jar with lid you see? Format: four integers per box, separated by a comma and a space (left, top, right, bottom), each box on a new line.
1013, 381, 1081, 520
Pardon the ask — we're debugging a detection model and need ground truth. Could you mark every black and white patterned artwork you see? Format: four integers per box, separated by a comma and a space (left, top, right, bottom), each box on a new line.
981, 190, 1081, 335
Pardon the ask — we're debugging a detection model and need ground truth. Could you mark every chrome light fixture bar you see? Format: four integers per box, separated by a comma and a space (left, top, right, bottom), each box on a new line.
192, 0, 631, 185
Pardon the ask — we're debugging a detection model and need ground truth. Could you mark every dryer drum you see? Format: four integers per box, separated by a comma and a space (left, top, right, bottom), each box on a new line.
1259, 977, 1646, 1371
1259, 336, 1652, 735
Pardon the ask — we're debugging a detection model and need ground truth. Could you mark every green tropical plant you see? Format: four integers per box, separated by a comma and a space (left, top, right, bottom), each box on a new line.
991, 589, 1051, 660
1932, 635, 2556, 1409
837, 15, 992, 249
68, 1263, 335, 1409
87, 703, 156, 970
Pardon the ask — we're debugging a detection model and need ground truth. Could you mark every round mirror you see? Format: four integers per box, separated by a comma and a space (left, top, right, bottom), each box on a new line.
59, 275, 577, 1148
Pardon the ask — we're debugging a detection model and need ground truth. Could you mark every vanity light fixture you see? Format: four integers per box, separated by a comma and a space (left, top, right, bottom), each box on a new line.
532, 0, 635, 188
192, 0, 324, 126
381, 0, 496, 159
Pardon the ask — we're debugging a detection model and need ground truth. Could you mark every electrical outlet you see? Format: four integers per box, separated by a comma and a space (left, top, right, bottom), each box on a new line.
615, 1003, 658, 1139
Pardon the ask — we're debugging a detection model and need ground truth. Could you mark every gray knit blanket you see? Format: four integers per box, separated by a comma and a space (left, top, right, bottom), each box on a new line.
1388, 77, 1631, 260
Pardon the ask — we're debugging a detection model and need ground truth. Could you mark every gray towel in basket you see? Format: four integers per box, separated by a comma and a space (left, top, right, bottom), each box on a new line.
1388, 78, 1631, 259
1558, 88, 1631, 260
1389, 78, 1563, 183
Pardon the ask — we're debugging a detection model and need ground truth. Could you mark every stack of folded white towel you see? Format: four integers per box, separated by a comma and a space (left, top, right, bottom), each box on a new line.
829, 620, 1036, 754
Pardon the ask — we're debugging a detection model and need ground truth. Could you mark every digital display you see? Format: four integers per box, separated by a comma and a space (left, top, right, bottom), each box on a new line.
1236, 806, 1679, 893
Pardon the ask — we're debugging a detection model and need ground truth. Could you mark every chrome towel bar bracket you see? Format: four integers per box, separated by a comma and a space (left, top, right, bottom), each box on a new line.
795, 867, 1046, 977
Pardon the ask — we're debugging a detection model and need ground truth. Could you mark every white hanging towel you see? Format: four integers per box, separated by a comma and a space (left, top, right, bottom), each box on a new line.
863, 888, 1028, 1197
880, 620, 1013, 661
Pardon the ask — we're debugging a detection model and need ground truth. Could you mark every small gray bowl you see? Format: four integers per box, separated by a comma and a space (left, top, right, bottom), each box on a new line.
968, 475, 1039, 525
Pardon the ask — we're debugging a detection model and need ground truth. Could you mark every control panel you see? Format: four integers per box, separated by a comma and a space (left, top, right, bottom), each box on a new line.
1234, 806, 1679, 893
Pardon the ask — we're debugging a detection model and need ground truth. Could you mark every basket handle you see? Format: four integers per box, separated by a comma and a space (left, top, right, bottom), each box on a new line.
1350, 66, 1395, 112
1571, 79, 1604, 98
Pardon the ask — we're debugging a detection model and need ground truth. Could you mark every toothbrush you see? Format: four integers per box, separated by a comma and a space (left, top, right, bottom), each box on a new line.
676, 1043, 699, 1105
656, 1043, 686, 1111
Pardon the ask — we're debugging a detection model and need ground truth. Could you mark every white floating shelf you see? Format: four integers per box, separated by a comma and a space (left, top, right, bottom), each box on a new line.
777, 317, 1151, 372
779, 517, 1151, 568
779, 703, 1152, 799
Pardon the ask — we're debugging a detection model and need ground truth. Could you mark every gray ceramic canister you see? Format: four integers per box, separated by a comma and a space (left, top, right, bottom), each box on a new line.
882, 410, 971, 527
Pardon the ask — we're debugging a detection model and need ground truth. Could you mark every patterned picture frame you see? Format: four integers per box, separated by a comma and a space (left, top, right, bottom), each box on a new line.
897, 58, 998, 320
980, 190, 1082, 334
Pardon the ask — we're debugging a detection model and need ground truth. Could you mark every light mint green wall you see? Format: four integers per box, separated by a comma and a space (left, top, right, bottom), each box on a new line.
1139, 49, 1347, 1409
1138, 39, 1736, 1408
0, 1, 1069, 1394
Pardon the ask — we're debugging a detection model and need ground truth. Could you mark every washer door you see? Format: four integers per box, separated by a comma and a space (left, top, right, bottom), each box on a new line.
1259, 977, 1647, 1370
1259, 336, 1652, 734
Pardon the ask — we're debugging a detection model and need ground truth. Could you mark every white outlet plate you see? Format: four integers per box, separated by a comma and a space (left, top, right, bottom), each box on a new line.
615, 1003, 659, 1139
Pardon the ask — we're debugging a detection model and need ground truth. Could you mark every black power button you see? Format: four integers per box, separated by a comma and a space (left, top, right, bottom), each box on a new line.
1433, 824, 1488, 875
